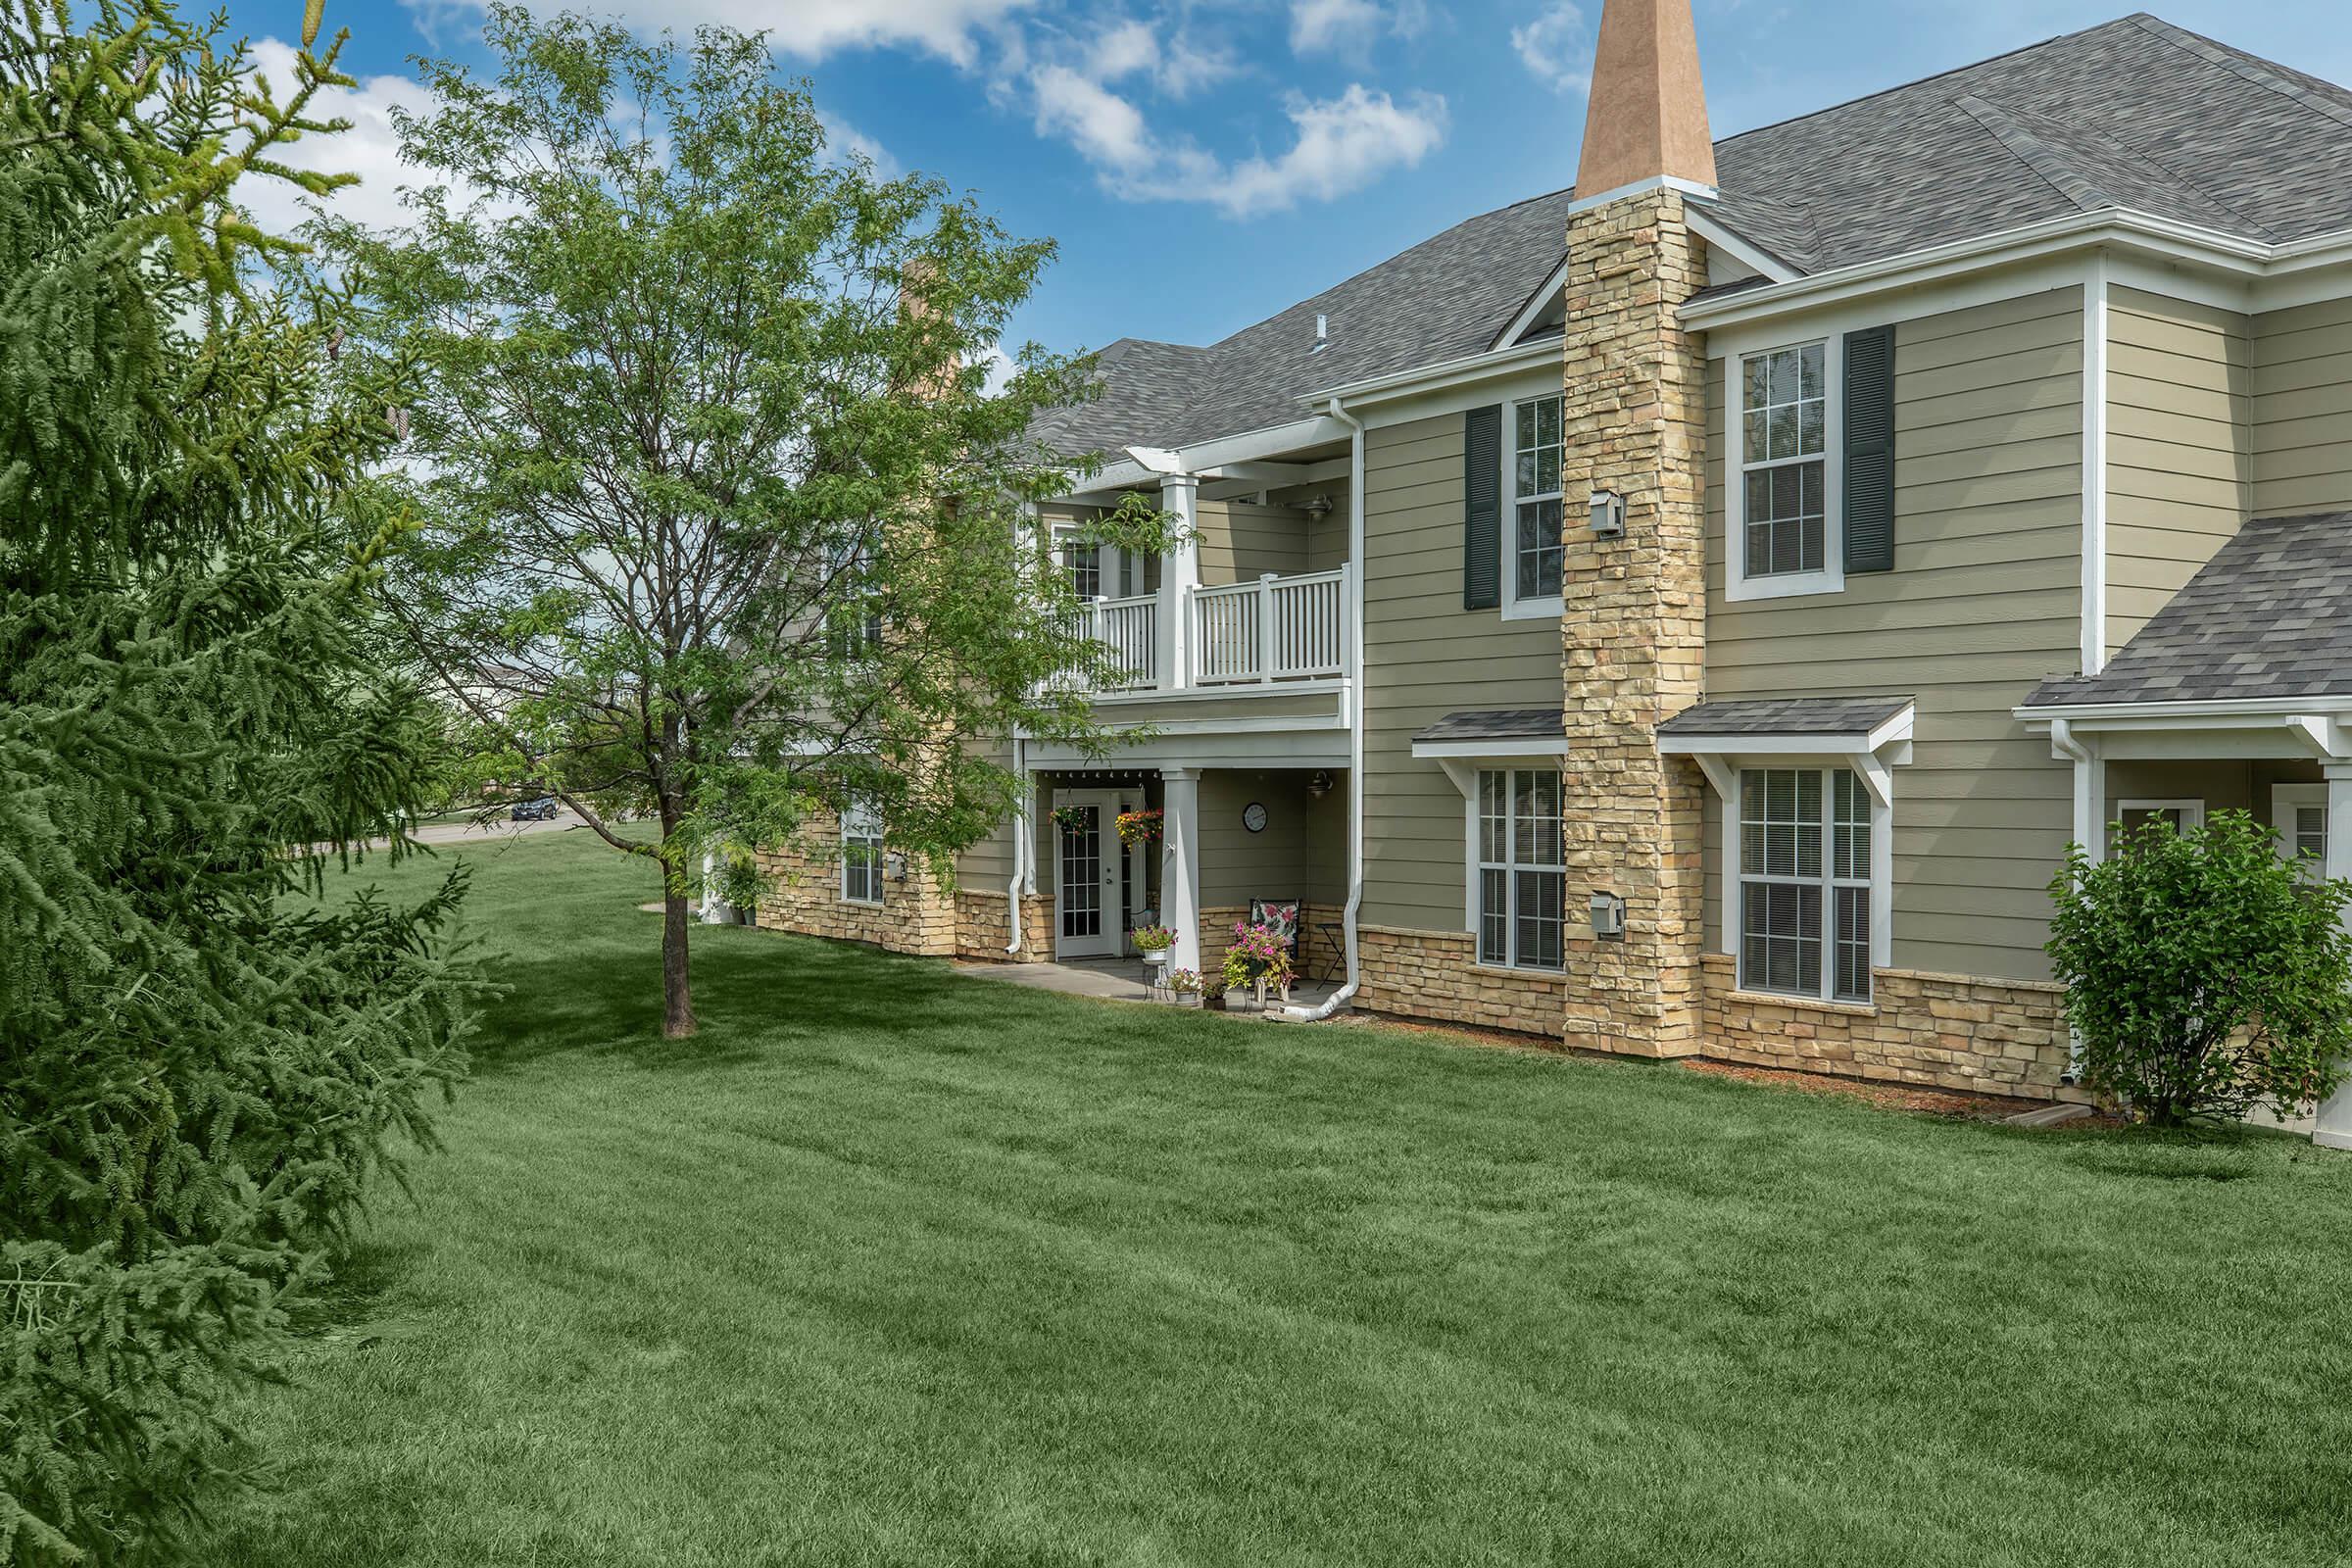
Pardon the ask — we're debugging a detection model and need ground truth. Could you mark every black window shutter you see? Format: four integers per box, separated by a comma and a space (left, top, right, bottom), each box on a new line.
1843, 324, 1896, 574
1463, 404, 1501, 610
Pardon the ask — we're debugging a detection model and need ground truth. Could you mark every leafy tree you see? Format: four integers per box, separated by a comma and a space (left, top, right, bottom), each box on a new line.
2048, 808, 2352, 1126
327, 7, 1154, 1039
1, 1, 475, 1556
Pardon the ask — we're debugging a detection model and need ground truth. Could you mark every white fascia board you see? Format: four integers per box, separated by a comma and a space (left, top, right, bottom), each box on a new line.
1303, 339, 1562, 411
2014, 696, 2352, 723
1022, 733, 1349, 769
1660, 733, 1871, 759
1410, 736, 1569, 760
1680, 209, 2278, 332
1046, 416, 1347, 506
1565, 174, 1720, 217
1488, 257, 1572, 353
1685, 208, 1799, 285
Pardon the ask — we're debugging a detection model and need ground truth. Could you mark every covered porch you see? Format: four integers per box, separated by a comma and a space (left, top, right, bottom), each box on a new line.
2019, 511, 2352, 1150
1015, 755, 1352, 992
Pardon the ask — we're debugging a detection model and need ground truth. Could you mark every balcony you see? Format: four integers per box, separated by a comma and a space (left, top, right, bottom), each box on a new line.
1071, 565, 1351, 694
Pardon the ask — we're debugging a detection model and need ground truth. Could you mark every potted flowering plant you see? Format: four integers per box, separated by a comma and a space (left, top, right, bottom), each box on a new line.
1220, 920, 1294, 1011
1131, 923, 1175, 978
1115, 808, 1163, 847
1167, 968, 1202, 1006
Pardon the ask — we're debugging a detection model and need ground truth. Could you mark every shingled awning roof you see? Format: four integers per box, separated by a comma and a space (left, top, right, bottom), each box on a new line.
1412, 709, 1565, 745
1658, 697, 1916, 740
2026, 513, 2352, 708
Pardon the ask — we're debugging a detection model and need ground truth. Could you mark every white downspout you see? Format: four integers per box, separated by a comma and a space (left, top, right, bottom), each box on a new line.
1291, 394, 1367, 1020
1006, 735, 1030, 955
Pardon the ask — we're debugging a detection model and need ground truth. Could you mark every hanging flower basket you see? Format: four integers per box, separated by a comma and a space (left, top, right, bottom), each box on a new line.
1116, 808, 1163, 846
1049, 805, 1092, 834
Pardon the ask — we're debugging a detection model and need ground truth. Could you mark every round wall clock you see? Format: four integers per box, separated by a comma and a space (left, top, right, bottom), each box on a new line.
1242, 802, 1268, 833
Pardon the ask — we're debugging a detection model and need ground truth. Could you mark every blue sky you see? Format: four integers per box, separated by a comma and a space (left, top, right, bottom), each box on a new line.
249, 0, 2349, 362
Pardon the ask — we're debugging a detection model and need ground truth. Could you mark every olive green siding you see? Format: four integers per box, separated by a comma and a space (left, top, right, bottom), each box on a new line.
2105, 286, 2251, 655
1197, 769, 1348, 910
2252, 295, 2352, 518
1702, 286, 2083, 983
1358, 412, 1562, 933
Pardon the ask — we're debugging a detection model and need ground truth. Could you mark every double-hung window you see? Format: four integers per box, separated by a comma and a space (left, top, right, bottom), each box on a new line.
1505, 394, 1564, 612
1732, 341, 1837, 600
1738, 766, 1872, 1004
841, 798, 884, 906
1059, 531, 1103, 601
1476, 768, 1565, 970
2275, 784, 2328, 880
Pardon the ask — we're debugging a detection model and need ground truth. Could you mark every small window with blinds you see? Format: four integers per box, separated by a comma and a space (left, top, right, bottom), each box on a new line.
1738, 766, 1875, 1004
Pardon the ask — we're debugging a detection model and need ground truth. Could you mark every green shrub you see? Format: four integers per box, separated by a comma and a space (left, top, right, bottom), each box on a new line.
2048, 808, 2352, 1126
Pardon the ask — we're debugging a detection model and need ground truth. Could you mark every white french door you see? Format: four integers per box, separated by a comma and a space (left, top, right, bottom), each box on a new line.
1054, 790, 1125, 958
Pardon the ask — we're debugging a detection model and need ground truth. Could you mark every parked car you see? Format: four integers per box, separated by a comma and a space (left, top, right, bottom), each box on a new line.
511, 797, 560, 822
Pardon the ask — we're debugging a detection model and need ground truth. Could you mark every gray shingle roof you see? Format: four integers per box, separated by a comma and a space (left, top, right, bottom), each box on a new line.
1658, 697, 1915, 738
1414, 709, 1566, 744
1043, 13, 2352, 462
2025, 513, 2352, 707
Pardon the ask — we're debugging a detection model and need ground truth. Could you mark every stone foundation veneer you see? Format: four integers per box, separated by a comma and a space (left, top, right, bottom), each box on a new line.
955, 887, 1053, 964
751, 821, 956, 957
1698, 955, 2081, 1101
1199, 903, 1341, 993
1354, 925, 1568, 1039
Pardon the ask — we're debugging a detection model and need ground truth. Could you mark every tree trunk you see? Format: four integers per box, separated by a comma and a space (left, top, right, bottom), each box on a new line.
660, 788, 697, 1039
662, 887, 697, 1038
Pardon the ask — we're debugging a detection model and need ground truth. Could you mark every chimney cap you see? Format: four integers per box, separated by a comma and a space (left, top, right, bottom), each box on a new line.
1574, 0, 1717, 203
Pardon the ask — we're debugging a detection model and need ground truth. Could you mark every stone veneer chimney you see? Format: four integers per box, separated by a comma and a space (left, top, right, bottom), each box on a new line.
1557, 0, 1715, 1057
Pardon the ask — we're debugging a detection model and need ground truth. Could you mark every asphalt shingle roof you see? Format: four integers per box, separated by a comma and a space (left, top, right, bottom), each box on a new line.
1042, 13, 2352, 460
1658, 697, 1915, 739
2026, 513, 2352, 707
1414, 709, 1567, 744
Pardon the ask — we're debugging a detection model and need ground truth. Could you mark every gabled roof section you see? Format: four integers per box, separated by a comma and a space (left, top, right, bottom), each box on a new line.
1045, 12, 2352, 464
1704, 13, 2352, 274
2026, 513, 2352, 708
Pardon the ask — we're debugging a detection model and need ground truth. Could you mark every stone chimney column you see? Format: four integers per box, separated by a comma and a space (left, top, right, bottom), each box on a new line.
1557, 0, 1715, 1057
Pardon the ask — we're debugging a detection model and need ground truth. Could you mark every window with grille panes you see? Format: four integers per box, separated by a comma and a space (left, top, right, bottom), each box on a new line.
1508, 395, 1564, 606
840, 798, 884, 906
1476, 768, 1565, 971
1738, 766, 1872, 1004
1739, 342, 1828, 581
2274, 784, 2329, 881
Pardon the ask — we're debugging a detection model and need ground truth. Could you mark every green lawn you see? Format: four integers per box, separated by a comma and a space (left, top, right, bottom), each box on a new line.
202, 828, 2352, 1566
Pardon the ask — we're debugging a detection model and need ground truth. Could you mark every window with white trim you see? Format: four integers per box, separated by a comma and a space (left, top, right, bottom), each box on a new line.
2275, 784, 2328, 879
1738, 766, 1872, 1004
2113, 799, 2203, 854
1476, 768, 1565, 970
1507, 394, 1564, 609
841, 798, 883, 906
1734, 341, 1836, 597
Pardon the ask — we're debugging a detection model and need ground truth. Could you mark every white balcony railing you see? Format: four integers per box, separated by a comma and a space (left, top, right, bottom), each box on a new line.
1190, 568, 1347, 685
1075, 593, 1157, 688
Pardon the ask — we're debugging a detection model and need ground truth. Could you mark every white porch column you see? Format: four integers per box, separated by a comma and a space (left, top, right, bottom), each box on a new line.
2074, 741, 2108, 867
1160, 766, 1203, 976
2314, 763, 2352, 1151
1155, 473, 1200, 690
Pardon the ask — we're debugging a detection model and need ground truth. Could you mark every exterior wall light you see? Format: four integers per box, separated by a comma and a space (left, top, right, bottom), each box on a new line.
1590, 889, 1627, 941
1590, 489, 1626, 539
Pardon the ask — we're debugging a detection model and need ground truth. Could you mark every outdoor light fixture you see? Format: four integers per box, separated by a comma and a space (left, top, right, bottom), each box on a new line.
1305, 769, 1335, 800
1589, 890, 1627, 942
1589, 488, 1626, 539
884, 852, 908, 881
1299, 493, 1336, 517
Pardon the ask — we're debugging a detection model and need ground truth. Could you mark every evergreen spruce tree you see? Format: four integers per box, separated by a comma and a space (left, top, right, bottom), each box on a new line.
1, 2, 475, 1557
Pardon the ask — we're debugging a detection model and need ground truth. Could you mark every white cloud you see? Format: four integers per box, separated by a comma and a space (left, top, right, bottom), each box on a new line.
818, 111, 900, 175
731, 0, 1036, 67
1031, 68, 1446, 219
1209, 85, 1446, 217
1289, 0, 1426, 57
1512, 2, 1591, 94
239, 39, 440, 237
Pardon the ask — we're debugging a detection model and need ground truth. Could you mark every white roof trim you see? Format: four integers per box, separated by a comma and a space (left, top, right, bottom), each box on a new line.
1488, 256, 1571, 354
1685, 207, 1799, 284
1053, 416, 1348, 502
1303, 337, 1562, 410
2014, 695, 2352, 721
1680, 208, 2352, 330
1565, 173, 1720, 217
1657, 703, 1916, 758
1409, 736, 1569, 760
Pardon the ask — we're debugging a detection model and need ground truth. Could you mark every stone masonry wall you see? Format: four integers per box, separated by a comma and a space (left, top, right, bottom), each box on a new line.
956, 888, 1053, 964
1699, 955, 2081, 1102
1199, 902, 1341, 994
753, 817, 956, 957
1556, 187, 1713, 1059
1355, 925, 1569, 1039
